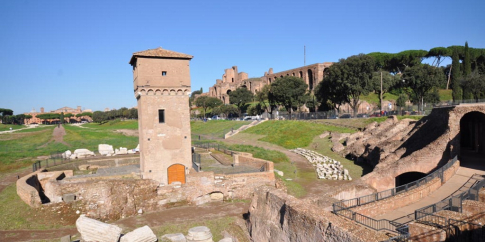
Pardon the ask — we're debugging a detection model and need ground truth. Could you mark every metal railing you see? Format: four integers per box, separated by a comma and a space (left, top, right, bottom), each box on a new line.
334, 156, 458, 212
32, 151, 69, 172
192, 153, 201, 172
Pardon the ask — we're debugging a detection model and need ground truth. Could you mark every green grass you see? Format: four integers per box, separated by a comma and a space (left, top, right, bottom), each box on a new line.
439, 89, 453, 101
0, 184, 75, 230
0, 126, 69, 173
0, 124, 25, 131
63, 124, 138, 151
228, 144, 305, 197
154, 216, 248, 242
83, 119, 138, 130
359, 92, 399, 105
14, 125, 51, 133
243, 120, 355, 149
191, 120, 251, 138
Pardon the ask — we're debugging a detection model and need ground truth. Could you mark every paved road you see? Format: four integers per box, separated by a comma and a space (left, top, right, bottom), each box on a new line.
374, 166, 485, 221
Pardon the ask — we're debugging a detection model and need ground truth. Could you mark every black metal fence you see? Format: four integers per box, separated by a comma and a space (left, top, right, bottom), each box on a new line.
32, 151, 69, 172
333, 156, 458, 212
192, 153, 201, 172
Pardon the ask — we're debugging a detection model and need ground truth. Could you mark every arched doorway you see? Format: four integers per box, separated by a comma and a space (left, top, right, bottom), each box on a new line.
460, 111, 485, 168
307, 69, 314, 90
395, 171, 427, 187
168, 164, 186, 184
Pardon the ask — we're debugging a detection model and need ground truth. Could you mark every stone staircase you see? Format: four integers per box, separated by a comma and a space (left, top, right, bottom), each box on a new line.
224, 119, 267, 139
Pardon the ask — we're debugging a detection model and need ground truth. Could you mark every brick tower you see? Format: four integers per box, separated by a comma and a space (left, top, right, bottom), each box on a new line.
129, 47, 193, 184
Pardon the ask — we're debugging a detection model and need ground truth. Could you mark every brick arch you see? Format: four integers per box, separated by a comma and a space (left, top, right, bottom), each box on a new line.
170, 89, 176, 95
140, 89, 146, 95
177, 89, 183, 95
155, 89, 161, 95
162, 89, 169, 95
147, 89, 154, 95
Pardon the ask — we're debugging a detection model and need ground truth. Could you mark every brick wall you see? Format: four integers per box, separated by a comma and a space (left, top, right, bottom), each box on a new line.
16, 171, 43, 208
352, 160, 459, 217
354, 177, 442, 217
408, 222, 446, 242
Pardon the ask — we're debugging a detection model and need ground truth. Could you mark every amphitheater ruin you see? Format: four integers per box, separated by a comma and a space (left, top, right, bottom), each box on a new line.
13, 47, 485, 241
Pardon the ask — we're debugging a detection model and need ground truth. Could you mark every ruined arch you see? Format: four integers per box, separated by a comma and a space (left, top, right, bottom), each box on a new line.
395, 171, 427, 187
226, 90, 232, 95
240, 85, 247, 89
307, 69, 314, 90
460, 111, 485, 158
299, 71, 303, 78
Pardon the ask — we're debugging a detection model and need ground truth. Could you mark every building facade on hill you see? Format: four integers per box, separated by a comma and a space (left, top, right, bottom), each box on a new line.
24, 106, 93, 124
205, 62, 333, 105
130, 47, 192, 185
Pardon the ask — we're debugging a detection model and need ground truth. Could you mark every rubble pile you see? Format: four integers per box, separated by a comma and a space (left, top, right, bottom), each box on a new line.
290, 148, 352, 181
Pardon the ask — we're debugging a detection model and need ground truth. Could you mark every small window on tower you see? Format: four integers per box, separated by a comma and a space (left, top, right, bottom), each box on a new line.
159, 109, 165, 123
162, 71, 167, 76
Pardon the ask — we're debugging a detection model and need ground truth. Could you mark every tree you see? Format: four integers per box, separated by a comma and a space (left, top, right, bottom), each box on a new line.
269, 76, 308, 119
255, 85, 272, 115
372, 71, 398, 111
402, 64, 445, 112
315, 69, 348, 113
228, 87, 254, 117
220, 104, 238, 119
396, 93, 408, 115
59, 112, 65, 124
195, 96, 222, 118
462, 41, 473, 100
462, 71, 485, 102
451, 48, 463, 102
189, 88, 203, 106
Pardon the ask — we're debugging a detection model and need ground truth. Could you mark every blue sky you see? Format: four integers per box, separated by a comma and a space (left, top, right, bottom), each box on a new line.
1, 0, 484, 114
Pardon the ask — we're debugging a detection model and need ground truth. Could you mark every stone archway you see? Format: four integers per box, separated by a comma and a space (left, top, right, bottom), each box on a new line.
307, 69, 314, 90
395, 171, 427, 187
460, 111, 485, 168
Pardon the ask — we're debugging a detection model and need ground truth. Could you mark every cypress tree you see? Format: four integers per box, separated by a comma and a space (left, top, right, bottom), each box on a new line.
451, 49, 463, 102
462, 42, 473, 99
463, 41, 472, 76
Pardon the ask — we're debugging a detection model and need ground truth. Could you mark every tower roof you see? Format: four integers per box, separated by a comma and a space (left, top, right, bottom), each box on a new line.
129, 47, 193, 64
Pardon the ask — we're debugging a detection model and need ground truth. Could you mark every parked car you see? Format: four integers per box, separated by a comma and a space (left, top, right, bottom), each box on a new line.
328, 115, 339, 119
339, 114, 352, 119
356, 113, 368, 118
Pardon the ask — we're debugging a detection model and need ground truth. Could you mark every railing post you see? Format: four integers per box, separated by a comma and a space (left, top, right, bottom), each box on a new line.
376, 193, 379, 201
352, 212, 356, 221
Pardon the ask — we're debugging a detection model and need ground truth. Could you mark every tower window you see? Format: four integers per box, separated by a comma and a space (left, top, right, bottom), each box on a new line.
162, 71, 167, 76
158, 109, 165, 123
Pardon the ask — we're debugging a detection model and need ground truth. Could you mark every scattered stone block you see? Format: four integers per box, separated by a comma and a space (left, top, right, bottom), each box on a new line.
79, 165, 89, 171
63, 193, 76, 202
120, 225, 157, 242
74, 149, 95, 158
161, 233, 187, 242
186, 226, 213, 242
76, 215, 122, 242
98, 144, 114, 156
62, 150, 72, 159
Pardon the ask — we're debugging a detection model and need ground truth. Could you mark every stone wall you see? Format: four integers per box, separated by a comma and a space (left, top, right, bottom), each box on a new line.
17, 171, 43, 208
352, 160, 459, 217
353, 177, 441, 217
247, 187, 389, 242
408, 222, 446, 242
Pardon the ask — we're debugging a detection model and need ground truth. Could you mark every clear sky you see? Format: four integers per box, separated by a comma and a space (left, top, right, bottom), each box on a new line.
1, 0, 484, 114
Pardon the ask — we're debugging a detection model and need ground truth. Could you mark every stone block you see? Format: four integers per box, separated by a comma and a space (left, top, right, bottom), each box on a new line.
76, 215, 122, 242
161, 233, 187, 242
186, 226, 213, 242
63, 193, 76, 202
120, 225, 157, 242
194, 195, 211, 205
99, 144, 114, 156
74, 149, 95, 158
79, 165, 89, 171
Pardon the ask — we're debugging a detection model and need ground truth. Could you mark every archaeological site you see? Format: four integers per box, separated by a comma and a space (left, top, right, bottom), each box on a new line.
13, 48, 485, 242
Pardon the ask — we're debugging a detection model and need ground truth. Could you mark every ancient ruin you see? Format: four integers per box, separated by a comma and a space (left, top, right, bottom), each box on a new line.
204, 62, 333, 104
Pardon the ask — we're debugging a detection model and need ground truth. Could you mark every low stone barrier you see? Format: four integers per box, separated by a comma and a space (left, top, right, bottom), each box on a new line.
16, 171, 43, 208
290, 148, 352, 180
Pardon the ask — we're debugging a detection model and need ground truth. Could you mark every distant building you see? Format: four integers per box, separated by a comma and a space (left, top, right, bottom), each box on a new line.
24, 106, 93, 124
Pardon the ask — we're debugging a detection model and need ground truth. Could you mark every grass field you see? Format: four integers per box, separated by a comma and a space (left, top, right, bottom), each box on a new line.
0, 124, 25, 132
191, 120, 251, 139
63, 124, 138, 151
0, 126, 68, 172
83, 119, 138, 130
243, 120, 355, 149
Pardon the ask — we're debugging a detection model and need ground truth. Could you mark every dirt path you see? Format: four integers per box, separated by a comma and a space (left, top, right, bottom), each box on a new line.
222, 133, 340, 198
52, 125, 69, 146
0, 202, 249, 242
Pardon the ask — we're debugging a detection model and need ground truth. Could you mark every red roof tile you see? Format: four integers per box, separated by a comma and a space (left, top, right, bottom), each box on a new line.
129, 47, 193, 64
